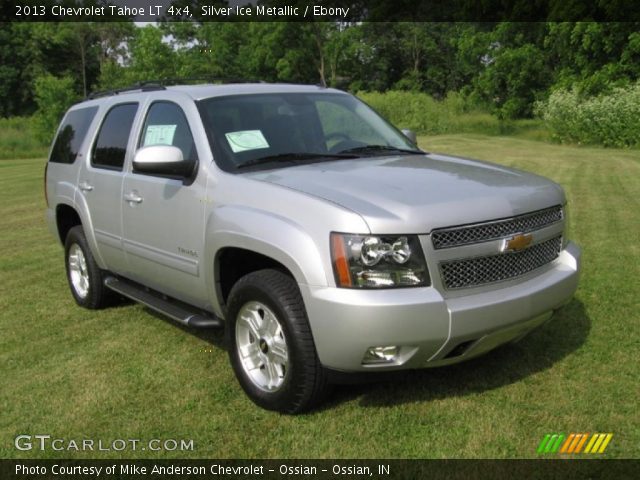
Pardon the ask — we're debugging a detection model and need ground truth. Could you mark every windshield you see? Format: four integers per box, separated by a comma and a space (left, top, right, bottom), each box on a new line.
197, 92, 420, 171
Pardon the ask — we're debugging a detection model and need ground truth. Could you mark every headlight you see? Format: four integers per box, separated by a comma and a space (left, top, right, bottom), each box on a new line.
330, 233, 430, 288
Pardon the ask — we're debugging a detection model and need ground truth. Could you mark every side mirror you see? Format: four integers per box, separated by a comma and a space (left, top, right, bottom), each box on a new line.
133, 145, 192, 177
401, 129, 417, 145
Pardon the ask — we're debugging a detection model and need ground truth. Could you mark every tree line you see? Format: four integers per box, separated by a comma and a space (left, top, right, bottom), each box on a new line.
1, 21, 639, 122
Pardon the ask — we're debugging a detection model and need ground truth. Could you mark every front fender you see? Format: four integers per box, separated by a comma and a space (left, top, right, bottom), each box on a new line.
205, 205, 328, 316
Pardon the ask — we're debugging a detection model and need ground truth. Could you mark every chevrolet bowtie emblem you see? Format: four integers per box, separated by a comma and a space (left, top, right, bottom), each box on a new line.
502, 233, 533, 252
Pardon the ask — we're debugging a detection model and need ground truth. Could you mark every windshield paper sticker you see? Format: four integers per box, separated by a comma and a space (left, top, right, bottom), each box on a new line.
225, 130, 269, 152
144, 125, 177, 146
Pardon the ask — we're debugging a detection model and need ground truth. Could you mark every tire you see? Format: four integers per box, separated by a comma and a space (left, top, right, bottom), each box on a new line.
227, 269, 329, 413
64, 225, 112, 309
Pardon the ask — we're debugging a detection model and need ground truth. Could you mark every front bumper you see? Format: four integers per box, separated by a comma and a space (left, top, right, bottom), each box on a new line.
300, 242, 581, 372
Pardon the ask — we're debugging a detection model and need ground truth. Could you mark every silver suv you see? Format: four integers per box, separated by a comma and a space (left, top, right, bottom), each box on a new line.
45, 82, 581, 413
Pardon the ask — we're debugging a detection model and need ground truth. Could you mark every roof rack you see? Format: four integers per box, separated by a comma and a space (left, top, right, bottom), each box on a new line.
86, 83, 165, 100
86, 82, 166, 100
144, 76, 264, 86
85, 77, 264, 100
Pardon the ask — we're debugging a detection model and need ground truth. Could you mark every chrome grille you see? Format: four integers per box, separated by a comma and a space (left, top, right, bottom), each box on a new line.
439, 236, 562, 289
431, 206, 563, 249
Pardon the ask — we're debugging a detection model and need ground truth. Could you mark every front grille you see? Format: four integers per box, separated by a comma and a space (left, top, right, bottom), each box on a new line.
431, 206, 563, 249
439, 236, 562, 289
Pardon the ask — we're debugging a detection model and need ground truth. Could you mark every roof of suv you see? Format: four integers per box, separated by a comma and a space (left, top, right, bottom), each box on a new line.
168, 83, 342, 100
81, 83, 344, 106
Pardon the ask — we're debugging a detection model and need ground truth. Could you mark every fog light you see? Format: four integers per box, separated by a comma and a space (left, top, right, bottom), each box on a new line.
362, 346, 399, 364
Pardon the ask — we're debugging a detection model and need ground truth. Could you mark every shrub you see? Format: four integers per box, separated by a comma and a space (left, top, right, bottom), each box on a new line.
537, 83, 640, 147
356, 90, 505, 136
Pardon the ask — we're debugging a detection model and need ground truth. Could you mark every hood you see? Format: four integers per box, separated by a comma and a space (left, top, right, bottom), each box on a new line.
245, 153, 565, 233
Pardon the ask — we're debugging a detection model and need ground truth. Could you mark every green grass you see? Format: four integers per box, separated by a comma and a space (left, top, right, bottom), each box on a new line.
1, 135, 639, 459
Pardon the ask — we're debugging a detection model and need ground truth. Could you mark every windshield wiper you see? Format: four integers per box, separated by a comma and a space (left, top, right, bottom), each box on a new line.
237, 152, 358, 169
337, 145, 424, 155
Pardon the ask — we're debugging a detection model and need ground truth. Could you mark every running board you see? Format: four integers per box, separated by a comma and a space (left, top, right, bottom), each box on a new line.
104, 276, 223, 329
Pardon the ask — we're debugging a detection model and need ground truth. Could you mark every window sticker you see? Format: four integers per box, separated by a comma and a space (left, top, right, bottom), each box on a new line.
225, 130, 269, 153
144, 124, 177, 146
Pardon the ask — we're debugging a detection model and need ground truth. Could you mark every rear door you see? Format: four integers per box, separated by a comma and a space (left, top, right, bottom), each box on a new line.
121, 100, 208, 306
77, 102, 139, 273
46, 104, 99, 228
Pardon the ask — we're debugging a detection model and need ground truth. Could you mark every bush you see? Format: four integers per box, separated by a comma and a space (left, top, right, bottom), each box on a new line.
356, 90, 507, 136
537, 83, 640, 147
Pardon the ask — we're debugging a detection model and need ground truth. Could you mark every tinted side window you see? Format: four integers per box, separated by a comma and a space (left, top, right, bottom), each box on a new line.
140, 102, 198, 164
92, 103, 138, 170
49, 106, 98, 164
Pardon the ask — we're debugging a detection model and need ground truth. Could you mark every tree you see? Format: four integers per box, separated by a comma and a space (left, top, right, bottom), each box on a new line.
473, 43, 549, 119
304, 22, 352, 87
93, 23, 136, 89
177, 22, 250, 79
545, 22, 640, 95
240, 23, 317, 83
123, 25, 180, 84
33, 74, 78, 142
0, 23, 40, 116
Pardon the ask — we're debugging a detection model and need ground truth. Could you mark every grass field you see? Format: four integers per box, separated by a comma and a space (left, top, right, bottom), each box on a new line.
1, 135, 638, 459
0, 117, 48, 160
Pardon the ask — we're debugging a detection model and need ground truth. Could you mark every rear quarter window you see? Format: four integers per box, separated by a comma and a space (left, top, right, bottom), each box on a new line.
49, 106, 99, 164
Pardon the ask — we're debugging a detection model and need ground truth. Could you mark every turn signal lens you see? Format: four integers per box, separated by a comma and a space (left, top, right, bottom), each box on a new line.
331, 233, 352, 287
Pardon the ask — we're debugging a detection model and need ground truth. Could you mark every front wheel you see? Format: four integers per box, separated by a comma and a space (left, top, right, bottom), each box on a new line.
226, 269, 329, 413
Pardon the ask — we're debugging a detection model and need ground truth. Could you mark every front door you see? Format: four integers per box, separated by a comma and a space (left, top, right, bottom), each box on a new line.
121, 101, 207, 306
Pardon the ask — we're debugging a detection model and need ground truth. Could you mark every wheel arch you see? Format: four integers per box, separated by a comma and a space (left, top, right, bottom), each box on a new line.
214, 246, 299, 312
54, 197, 107, 270
55, 203, 82, 245
206, 205, 329, 317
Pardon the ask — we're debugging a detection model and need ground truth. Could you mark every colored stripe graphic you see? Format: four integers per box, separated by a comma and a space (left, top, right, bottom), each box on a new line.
550, 434, 565, 453
574, 433, 589, 453
592, 434, 606, 452
539, 433, 613, 454
537, 434, 551, 454
537, 434, 565, 453
560, 433, 575, 453
567, 434, 581, 453
545, 434, 559, 453
570, 433, 588, 453
584, 434, 598, 453
598, 434, 613, 453
585, 433, 614, 454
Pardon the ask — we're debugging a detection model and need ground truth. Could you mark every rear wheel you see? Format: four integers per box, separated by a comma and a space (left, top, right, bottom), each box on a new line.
64, 225, 112, 309
227, 269, 329, 413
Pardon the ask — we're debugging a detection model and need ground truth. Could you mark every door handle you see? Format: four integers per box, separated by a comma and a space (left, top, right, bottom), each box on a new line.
124, 192, 143, 204
79, 181, 93, 192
